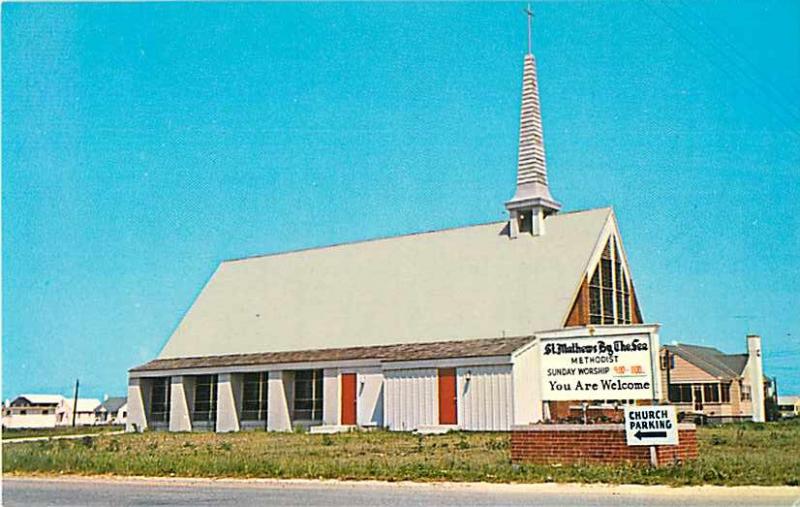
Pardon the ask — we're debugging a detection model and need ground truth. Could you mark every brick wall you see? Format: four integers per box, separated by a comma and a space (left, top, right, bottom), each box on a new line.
547, 403, 650, 423
511, 424, 698, 467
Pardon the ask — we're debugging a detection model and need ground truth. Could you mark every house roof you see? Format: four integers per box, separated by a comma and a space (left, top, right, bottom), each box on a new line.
12, 394, 65, 406
133, 335, 535, 373
96, 397, 127, 413
63, 398, 102, 412
156, 207, 613, 360
664, 344, 748, 380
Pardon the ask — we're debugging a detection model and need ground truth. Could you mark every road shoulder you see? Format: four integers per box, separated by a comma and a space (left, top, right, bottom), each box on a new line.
5, 474, 799, 498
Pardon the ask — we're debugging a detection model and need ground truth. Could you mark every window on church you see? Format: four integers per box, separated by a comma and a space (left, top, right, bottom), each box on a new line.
150, 377, 171, 424
518, 212, 533, 234
589, 268, 602, 324
193, 374, 218, 423
621, 270, 631, 323
293, 369, 323, 422
587, 238, 632, 325
242, 372, 269, 422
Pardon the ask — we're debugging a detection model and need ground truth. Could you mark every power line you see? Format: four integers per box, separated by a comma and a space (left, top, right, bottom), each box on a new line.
644, 2, 800, 140
668, 0, 800, 125
676, 0, 800, 103
654, 1, 800, 136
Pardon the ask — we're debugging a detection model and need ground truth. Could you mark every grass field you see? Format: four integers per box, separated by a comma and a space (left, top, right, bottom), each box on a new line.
3, 421, 799, 486
2, 425, 123, 440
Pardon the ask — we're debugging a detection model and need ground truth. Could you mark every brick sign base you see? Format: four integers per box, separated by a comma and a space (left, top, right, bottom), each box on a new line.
511, 423, 698, 467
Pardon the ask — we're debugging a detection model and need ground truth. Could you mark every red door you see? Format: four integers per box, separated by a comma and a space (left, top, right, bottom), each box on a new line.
438, 368, 457, 425
341, 373, 357, 425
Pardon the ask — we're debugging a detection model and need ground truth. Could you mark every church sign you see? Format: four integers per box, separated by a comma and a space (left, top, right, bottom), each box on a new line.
538, 328, 659, 401
624, 405, 679, 446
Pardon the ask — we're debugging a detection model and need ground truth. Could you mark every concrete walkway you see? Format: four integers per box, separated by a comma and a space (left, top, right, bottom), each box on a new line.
3, 430, 124, 444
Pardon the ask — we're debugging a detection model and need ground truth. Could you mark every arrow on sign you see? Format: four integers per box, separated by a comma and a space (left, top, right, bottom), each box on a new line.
634, 430, 667, 440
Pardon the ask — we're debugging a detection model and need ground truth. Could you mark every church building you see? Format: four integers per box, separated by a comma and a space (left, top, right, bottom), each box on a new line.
127, 25, 649, 433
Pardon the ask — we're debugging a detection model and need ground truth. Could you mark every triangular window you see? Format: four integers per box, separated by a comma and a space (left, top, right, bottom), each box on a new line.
588, 237, 631, 325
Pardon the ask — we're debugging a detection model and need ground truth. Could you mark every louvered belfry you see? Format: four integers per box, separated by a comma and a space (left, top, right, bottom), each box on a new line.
506, 52, 561, 237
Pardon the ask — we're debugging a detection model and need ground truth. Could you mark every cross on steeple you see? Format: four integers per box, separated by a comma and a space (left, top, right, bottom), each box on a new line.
524, 4, 534, 54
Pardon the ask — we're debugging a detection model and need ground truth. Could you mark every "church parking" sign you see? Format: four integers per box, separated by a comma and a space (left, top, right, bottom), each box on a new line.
624, 405, 679, 446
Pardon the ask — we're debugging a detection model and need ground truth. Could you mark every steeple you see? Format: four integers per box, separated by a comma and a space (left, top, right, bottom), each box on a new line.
506, 6, 560, 238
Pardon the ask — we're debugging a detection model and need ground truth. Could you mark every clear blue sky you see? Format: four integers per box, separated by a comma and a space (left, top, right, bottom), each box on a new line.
3, 2, 799, 400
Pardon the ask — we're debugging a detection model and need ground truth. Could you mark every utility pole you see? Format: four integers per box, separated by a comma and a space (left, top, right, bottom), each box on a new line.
772, 376, 779, 422
71, 378, 80, 427
665, 350, 672, 402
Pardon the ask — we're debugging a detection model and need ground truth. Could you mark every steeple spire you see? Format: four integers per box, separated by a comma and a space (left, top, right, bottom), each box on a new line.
506, 6, 560, 238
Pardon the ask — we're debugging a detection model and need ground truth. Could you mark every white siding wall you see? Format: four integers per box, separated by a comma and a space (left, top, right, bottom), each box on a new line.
457, 365, 513, 431
384, 368, 438, 431
3, 411, 58, 429
512, 343, 544, 425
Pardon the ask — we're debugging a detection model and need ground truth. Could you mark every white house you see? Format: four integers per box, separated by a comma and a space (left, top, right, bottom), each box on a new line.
2, 395, 64, 429
128, 22, 653, 434
56, 398, 102, 427
95, 397, 128, 425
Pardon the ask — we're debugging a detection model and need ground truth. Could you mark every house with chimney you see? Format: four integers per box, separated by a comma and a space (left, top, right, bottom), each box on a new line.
659, 335, 769, 423
127, 20, 653, 434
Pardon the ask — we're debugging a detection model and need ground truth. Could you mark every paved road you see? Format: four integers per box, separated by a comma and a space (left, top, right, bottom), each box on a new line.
4, 477, 799, 507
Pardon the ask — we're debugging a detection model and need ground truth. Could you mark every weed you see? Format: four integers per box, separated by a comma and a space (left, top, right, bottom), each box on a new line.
106, 439, 121, 452
3, 420, 799, 486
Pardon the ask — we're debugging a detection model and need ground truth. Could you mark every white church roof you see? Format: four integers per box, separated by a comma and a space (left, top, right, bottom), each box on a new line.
157, 207, 614, 359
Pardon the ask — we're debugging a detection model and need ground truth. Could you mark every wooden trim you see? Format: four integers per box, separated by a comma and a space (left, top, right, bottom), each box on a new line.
630, 283, 643, 324
565, 276, 589, 326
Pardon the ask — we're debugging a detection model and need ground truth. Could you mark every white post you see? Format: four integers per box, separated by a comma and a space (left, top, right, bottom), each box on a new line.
267, 371, 292, 431
531, 207, 546, 236
322, 369, 340, 425
216, 373, 241, 432
169, 376, 193, 432
126, 377, 147, 433
508, 210, 520, 239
